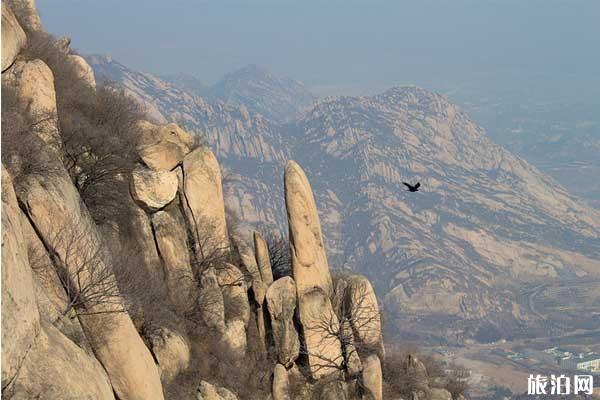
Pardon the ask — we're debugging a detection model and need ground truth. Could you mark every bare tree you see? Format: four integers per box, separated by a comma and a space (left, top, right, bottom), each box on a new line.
264, 232, 291, 280
299, 278, 382, 381
30, 223, 125, 318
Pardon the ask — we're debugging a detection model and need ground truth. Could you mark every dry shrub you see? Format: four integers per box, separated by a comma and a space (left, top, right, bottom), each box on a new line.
20, 30, 143, 225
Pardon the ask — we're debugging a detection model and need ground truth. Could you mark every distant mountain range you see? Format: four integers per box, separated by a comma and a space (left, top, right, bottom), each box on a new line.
86, 54, 600, 345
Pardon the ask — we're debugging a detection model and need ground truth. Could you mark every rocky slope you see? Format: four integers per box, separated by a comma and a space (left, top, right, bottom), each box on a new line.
86, 54, 600, 345
2, 3, 413, 399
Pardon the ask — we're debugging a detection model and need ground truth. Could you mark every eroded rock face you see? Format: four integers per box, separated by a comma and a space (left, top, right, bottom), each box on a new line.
1, 166, 40, 388
222, 320, 247, 359
361, 354, 382, 400
151, 210, 194, 311
297, 288, 343, 379
128, 204, 165, 287
1, 2, 26, 72
6, 0, 42, 32
253, 231, 273, 286
284, 160, 332, 297
272, 363, 290, 400
182, 147, 229, 257
216, 263, 250, 326
67, 54, 96, 89
17, 164, 164, 400
196, 381, 238, 400
345, 275, 382, 350
7, 322, 114, 400
265, 277, 299, 367
149, 327, 191, 385
137, 121, 194, 171
3, 60, 61, 147
199, 267, 226, 333
284, 160, 341, 378
130, 166, 178, 211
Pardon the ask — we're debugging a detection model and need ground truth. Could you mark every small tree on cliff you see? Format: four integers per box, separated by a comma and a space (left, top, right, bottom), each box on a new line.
299, 278, 382, 383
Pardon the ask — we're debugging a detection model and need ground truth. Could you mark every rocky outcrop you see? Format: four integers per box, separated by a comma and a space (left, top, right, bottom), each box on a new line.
285, 161, 341, 378
253, 231, 273, 285
216, 263, 250, 326
130, 166, 178, 211
149, 327, 191, 385
151, 210, 194, 311
285, 160, 332, 297
272, 363, 290, 400
344, 275, 382, 351
297, 288, 343, 379
17, 165, 164, 400
1, 166, 40, 388
197, 381, 238, 400
222, 320, 247, 359
1, 2, 26, 72
67, 54, 96, 89
265, 277, 299, 367
127, 204, 165, 286
361, 354, 382, 400
199, 267, 226, 333
6, 0, 42, 32
3, 59, 61, 147
137, 121, 194, 171
182, 147, 230, 257
6, 322, 114, 399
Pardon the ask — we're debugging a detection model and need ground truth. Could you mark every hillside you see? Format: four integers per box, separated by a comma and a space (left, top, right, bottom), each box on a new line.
86, 56, 600, 345
2, 2, 440, 399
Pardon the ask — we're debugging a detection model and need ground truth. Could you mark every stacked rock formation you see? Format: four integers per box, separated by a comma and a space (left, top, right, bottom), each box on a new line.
1, 2, 389, 398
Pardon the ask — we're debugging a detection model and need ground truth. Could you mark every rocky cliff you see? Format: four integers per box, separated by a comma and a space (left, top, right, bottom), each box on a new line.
0, 2, 422, 399
86, 54, 600, 345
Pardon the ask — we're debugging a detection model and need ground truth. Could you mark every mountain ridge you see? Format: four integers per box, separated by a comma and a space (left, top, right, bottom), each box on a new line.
85, 54, 600, 344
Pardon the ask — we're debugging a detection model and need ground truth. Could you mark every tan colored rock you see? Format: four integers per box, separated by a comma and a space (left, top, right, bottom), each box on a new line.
17, 165, 164, 400
3, 60, 61, 147
199, 267, 226, 333
253, 231, 273, 285
182, 147, 229, 257
68, 54, 96, 88
265, 277, 300, 367
2, 3, 26, 72
197, 381, 238, 400
20, 213, 88, 347
284, 161, 341, 378
1, 165, 40, 388
216, 263, 250, 326
130, 166, 178, 211
430, 388, 452, 400
6, 0, 42, 32
345, 275, 382, 349
137, 121, 195, 171
151, 210, 194, 311
284, 160, 332, 297
361, 354, 382, 400
7, 322, 114, 400
237, 239, 262, 285
272, 363, 290, 400
222, 319, 247, 359
149, 327, 191, 385
128, 204, 166, 287
297, 288, 343, 379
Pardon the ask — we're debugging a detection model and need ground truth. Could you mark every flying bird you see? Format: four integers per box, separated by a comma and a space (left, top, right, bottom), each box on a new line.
403, 182, 420, 192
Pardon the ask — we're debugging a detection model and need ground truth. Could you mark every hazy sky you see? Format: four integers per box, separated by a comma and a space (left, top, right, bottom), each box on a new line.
37, 0, 600, 91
